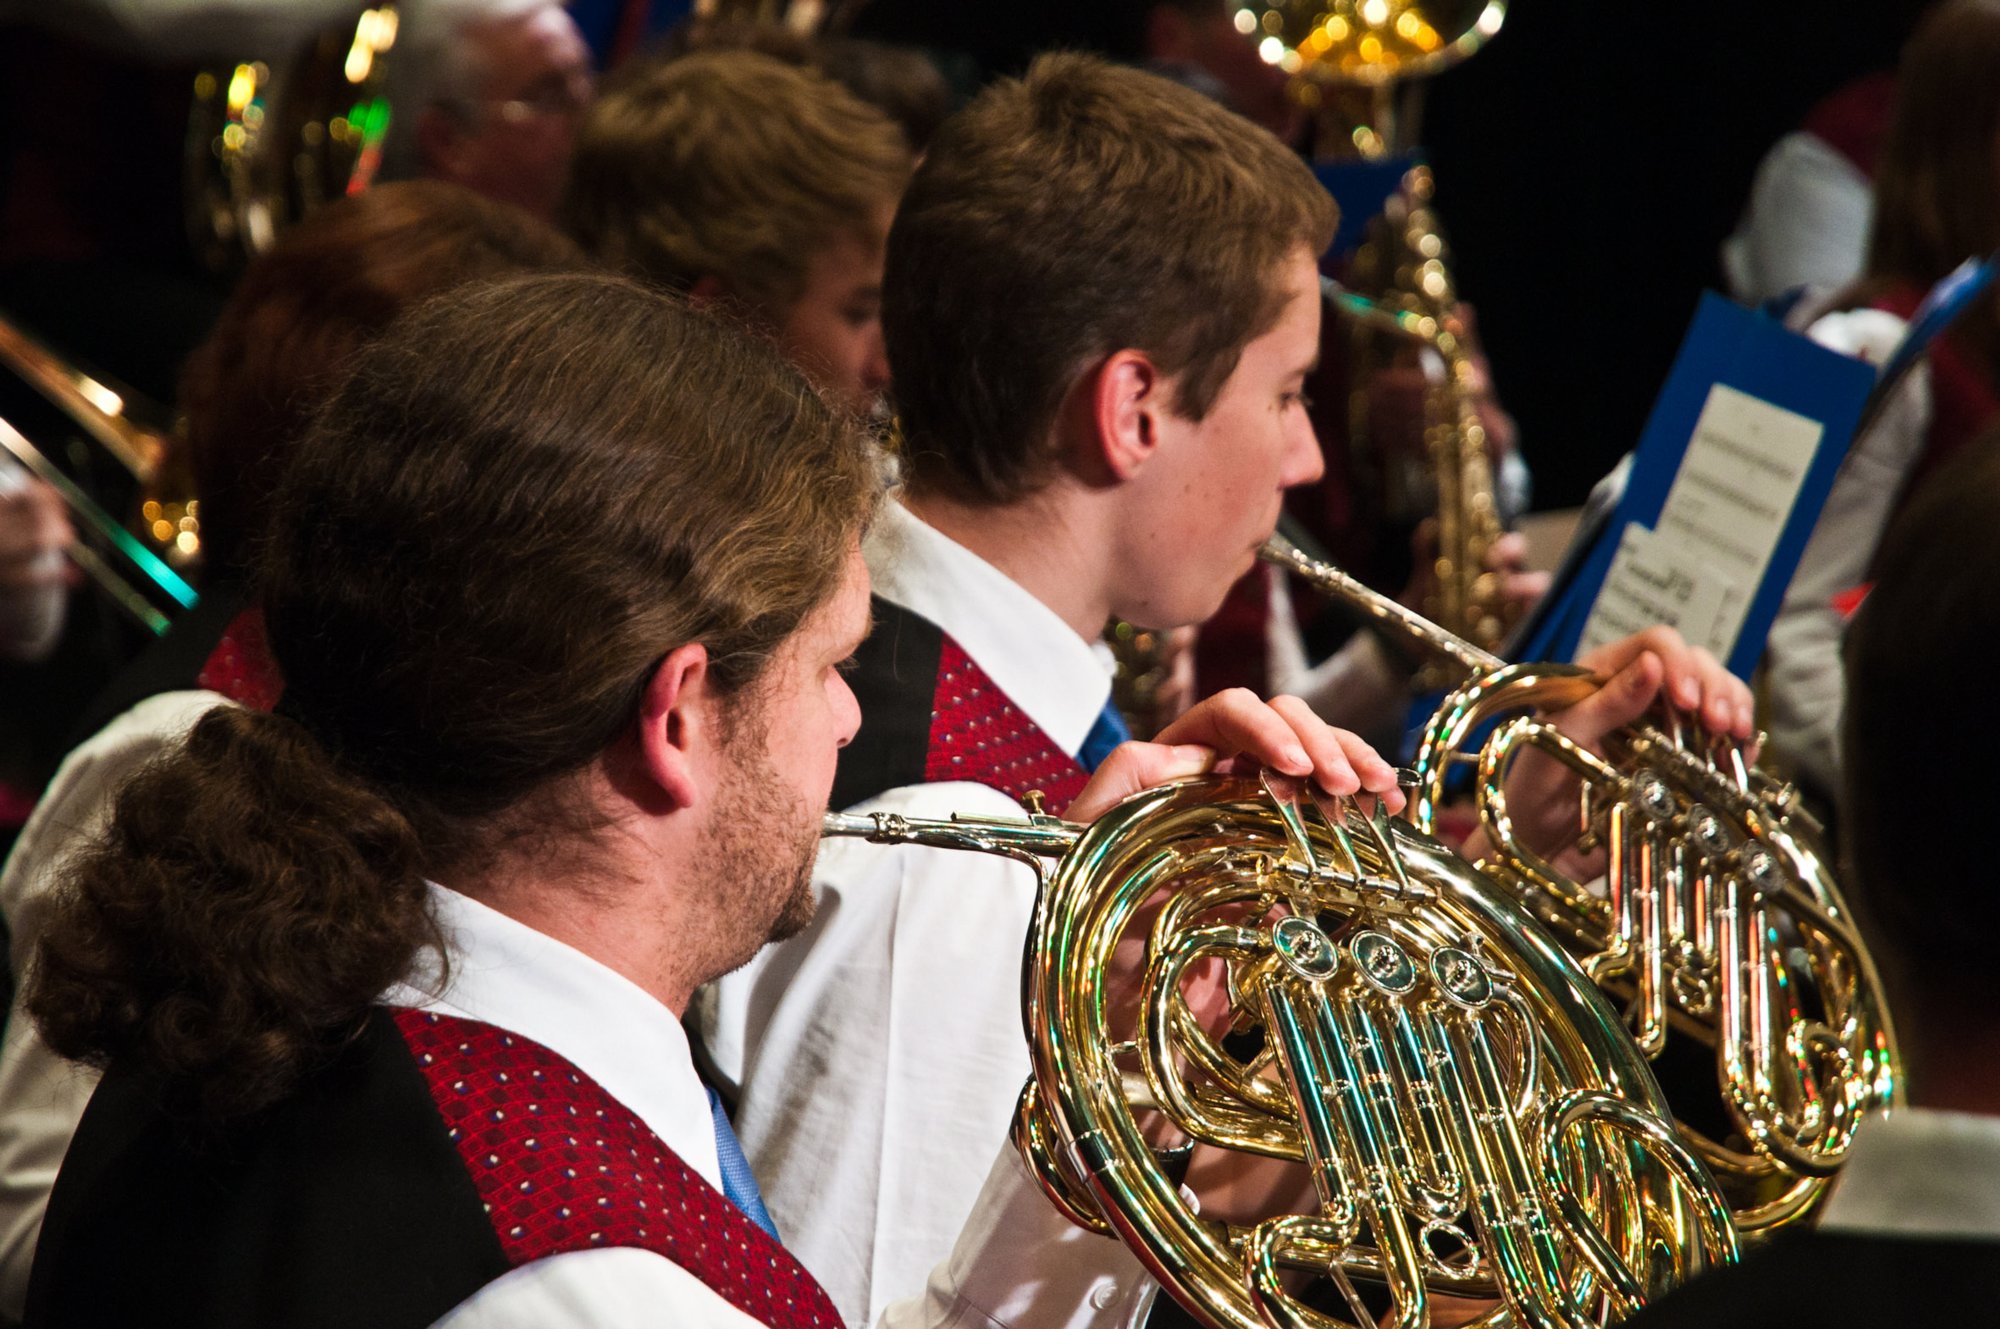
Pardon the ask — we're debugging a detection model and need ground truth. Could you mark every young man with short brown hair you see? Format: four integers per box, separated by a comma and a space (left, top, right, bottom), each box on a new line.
699, 52, 1753, 1328
561, 49, 912, 416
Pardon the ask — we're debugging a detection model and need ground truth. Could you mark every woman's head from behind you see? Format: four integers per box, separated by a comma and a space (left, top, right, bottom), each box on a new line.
1868, 0, 2000, 289
177, 180, 584, 575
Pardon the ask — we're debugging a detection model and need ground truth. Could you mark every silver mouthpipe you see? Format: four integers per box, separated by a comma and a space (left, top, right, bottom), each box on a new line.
820, 808, 1081, 859
1258, 532, 1502, 677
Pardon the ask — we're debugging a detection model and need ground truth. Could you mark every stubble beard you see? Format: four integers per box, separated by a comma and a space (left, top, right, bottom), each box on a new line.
702, 710, 823, 978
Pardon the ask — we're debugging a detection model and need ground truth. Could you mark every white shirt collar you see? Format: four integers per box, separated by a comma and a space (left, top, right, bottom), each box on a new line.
864, 499, 1112, 755
1819, 1107, 2000, 1240
384, 882, 722, 1191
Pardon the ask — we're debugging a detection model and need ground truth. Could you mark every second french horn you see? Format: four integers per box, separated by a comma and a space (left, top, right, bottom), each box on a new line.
1260, 533, 1900, 1232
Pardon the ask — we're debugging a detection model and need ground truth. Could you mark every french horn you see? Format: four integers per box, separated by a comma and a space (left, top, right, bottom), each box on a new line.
826, 773, 1738, 1328
1260, 533, 1900, 1231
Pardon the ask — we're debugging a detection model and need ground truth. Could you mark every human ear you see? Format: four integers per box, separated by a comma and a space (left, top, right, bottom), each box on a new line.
635, 643, 715, 811
1090, 349, 1166, 482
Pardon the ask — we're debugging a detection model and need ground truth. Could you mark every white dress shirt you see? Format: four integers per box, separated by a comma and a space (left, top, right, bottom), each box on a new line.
0, 688, 224, 1323
1722, 132, 1873, 307
1819, 1108, 2000, 1240
408, 881, 1156, 1329
696, 501, 1124, 1329
1763, 307, 1928, 795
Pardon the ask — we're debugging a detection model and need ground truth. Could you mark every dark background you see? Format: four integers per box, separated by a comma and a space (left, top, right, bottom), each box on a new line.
852, 0, 1936, 510
1421, 0, 1933, 507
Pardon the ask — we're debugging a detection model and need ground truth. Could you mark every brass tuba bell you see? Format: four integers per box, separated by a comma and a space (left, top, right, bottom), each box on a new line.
185, 5, 399, 274
827, 772, 1739, 1328
1239, 0, 1508, 89
1261, 533, 1902, 1233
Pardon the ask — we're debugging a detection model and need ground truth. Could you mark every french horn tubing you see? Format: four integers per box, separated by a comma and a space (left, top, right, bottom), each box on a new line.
825, 773, 1739, 1329
1259, 533, 1901, 1231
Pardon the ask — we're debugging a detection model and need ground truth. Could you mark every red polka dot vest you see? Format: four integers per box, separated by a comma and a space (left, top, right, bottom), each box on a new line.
393, 1008, 842, 1329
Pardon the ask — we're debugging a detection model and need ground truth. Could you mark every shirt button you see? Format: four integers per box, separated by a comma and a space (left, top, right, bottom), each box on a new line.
1089, 1280, 1120, 1310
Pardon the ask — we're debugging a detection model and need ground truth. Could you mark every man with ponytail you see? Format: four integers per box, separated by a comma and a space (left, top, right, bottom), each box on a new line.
19, 272, 1405, 1328
0, 180, 584, 1321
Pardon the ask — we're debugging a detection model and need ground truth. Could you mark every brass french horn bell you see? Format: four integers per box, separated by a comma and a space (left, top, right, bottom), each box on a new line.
1260, 534, 1901, 1233
827, 773, 1738, 1329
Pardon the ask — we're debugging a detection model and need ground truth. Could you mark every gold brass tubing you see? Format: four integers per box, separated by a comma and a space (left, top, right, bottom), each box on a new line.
1635, 821, 1668, 1058
1147, 923, 1304, 1156
1540, 1090, 1740, 1309
1012, 1081, 1112, 1235
1353, 993, 1464, 1221
0, 315, 166, 481
1260, 532, 1499, 678
1476, 709, 1622, 932
1429, 1008, 1575, 1329
1261, 978, 1430, 1329
1600, 801, 1635, 986
818, 808, 1078, 869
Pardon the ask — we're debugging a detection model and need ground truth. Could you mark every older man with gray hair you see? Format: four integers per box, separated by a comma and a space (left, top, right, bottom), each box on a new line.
384, 0, 595, 218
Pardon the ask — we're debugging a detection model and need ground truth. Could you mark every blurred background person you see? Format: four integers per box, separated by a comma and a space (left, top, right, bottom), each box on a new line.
1764, 0, 2000, 810
562, 48, 912, 418
1721, 64, 1897, 308
654, 14, 954, 152
0, 474, 72, 668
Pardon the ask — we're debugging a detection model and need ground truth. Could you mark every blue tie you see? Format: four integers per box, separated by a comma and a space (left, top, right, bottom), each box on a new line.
707, 1086, 780, 1240
1076, 697, 1132, 773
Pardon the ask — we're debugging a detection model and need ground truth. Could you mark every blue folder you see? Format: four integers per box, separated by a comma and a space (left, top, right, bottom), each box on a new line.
1512, 291, 1876, 679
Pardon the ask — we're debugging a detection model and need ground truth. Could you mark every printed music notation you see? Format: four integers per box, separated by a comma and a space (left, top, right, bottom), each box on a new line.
1579, 384, 1823, 661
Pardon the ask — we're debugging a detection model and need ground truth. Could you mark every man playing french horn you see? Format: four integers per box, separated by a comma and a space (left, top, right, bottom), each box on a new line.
17, 272, 1402, 1328
696, 51, 1755, 1329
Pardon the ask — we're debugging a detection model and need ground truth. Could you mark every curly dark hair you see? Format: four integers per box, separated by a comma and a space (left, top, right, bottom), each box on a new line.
27, 273, 878, 1118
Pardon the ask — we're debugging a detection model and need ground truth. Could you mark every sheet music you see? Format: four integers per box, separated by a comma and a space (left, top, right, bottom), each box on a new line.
1579, 383, 1822, 660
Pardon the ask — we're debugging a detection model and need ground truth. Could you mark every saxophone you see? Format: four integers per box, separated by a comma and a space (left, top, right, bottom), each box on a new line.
1336, 169, 1511, 678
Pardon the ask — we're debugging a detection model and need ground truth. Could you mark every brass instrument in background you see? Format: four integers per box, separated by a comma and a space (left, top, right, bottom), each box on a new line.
1240, 2, 1518, 668
1107, 619, 1178, 739
829, 774, 1738, 1328
0, 316, 198, 636
185, 4, 399, 274
1322, 228, 1509, 683
1240, 1, 1508, 150
1261, 534, 1900, 1233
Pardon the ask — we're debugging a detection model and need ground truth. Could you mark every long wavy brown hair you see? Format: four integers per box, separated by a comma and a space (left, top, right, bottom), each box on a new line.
27, 273, 878, 1118
1855, 0, 2000, 385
